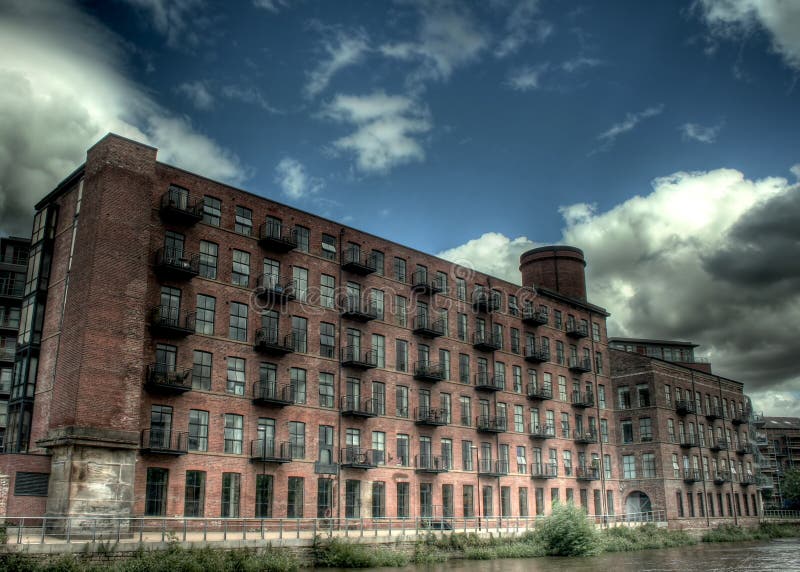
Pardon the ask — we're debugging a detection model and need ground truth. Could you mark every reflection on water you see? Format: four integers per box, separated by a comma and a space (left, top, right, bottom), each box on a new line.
344, 538, 800, 572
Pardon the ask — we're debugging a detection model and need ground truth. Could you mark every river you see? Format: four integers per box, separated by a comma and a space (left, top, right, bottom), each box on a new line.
339, 538, 800, 572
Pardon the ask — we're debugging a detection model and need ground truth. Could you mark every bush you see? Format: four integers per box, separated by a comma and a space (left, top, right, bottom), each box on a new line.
536, 502, 599, 556
600, 523, 695, 552
312, 538, 408, 568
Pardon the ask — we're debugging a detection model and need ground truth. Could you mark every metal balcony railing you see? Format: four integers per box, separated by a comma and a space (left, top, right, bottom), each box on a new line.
530, 463, 558, 478
565, 322, 589, 338
0, 281, 24, 298
340, 447, 379, 468
141, 429, 188, 455
529, 424, 556, 440
478, 458, 509, 476
145, 363, 192, 394
413, 362, 446, 382
574, 429, 598, 444
252, 381, 294, 406
571, 390, 595, 408
340, 346, 378, 369
341, 247, 377, 275
258, 221, 298, 253
476, 415, 507, 433
526, 383, 553, 400
250, 439, 292, 463
710, 440, 728, 452
679, 435, 698, 448
410, 270, 444, 295
474, 371, 504, 391
340, 396, 378, 418
675, 400, 696, 415
683, 468, 702, 483
254, 328, 295, 355
159, 187, 202, 224
568, 357, 592, 373
521, 307, 548, 326
471, 290, 501, 313
414, 455, 448, 473
149, 305, 195, 337
414, 407, 447, 426
411, 314, 445, 338
706, 406, 724, 420
472, 332, 501, 352
524, 344, 550, 363
576, 465, 600, 480
713, 472, 731, 485
256, 274, 297, 303
154, 247, 200, 279
340, 296, 379, 322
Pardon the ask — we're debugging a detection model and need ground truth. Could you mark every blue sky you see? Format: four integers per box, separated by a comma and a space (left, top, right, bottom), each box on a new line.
1, 0, 799, 415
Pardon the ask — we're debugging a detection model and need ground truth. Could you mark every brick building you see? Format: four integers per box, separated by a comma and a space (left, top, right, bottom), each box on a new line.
757, 417, 800, 508
0, 133, 760, 528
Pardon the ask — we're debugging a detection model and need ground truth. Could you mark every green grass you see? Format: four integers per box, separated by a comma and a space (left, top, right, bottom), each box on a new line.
600, 523, 696, 553
702, 523, 800, 543
311, 537, 408, 568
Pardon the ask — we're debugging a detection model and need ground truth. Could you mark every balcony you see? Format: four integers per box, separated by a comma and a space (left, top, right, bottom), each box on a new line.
341, 247, 377, 275
571, 390, 595, 408
574, 429, 598, 445
140, 429, 188, 456
252, 381, 294, 407
524, 345, 550, 363
526, 383, 553, 401
415, 407, 448, 426
736, 443, 751, 456
530, 463, 558, 479
159, 188, 202, 225
679, 436, 698, 449
474, 372, 504, 392
340, 396, 378, 418
713, 472, 731, 485
154, 247, 199, 280
683, 469, 702, 483
706, 406, 724, 421
675, 400, 696, 416
145, 364, 192, 394
473, 332, 501, 352
710, 440, 728, 452
0, 281, 23, 301
340, 447, 379, 469
752, 414, 765, 427
340, 296, 378, 322
565, 322, 589, 339
529, 425, 556, 440
576, 465, 600, 481
254, 328, 295, 356
476, 415, 507, 433
0, 317, 21, 331
250, 439, 292, 463
568, 357, 592, 373
471, 291, 500, 313
412, 314, 445, 338
149, 305, 195, 338
0, 348, 15, 363
413, 362, 446, 383
256, 274, 296, 304
732, 413, 749, 426
258, 221, 298, 253
740, 475, 756, 487
478, 459, 509, 477
410, 270, 444, 295
415, 455, 448, 474
521, 308, 548, 327
340, 346, 378, 369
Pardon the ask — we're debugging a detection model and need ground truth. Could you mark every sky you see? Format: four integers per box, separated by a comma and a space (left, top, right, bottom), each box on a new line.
0, 0, 798, 416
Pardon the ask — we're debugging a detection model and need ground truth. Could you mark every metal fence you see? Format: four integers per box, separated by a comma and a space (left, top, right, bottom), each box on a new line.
762, 509, 800, 520
3, 511, 668, 546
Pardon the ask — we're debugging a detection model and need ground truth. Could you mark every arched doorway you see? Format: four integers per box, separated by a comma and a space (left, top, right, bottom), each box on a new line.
625, 491, 652, 520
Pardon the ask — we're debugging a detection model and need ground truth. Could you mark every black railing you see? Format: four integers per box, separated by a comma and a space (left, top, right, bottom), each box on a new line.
250, 439, 292, 462
415, 407, 447, 426
415, 455, 448, 473
565, 322, 589, 338
679, 435, 698, 448
411, 314, 445, 337
530, 463, 558, 478
524, 344, 550, 363
0, 280, 24, 298
474, 371, 504, 391
341, 247, 377, 274
340, 296, 379, 321
141, 429, 188, 455
340, 346, 378, 369
683, 469, 702, 483
478, 458, 509, 476
732, 412, 749, 426
574, 429, 598, 444
521, 307, 548, 326
568, 357, 592, 373
675, 400, 696, 415
145, 363, 192, 393
254, 328, 295, 355
571, 390, 595, 408
258, 221, 298, 252
252, 381, 294, 405
410, 270, 444, 294
710, 440, 728, 452
472, 291, 501, 312
529, 424, 556, 439
256, 274, 297, 302
413, 362, 446, 382
576, 465, 600, 480
473, 332, 501, 351
149, 305, 195, 336
159, 187, 202, 223
340, 447, 379, 468
706, 406, 724, 420
526, 383, 553, 400
476, 415, 507, 433
713, 472, 731, 485
340, 396, 378, 417
154, 247, 200, 277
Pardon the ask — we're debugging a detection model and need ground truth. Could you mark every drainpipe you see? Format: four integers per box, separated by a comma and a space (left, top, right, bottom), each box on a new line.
336, 228, 345, 522
715, 375, 738, 526
690, 370, 711, 527
588, 309, 608, 525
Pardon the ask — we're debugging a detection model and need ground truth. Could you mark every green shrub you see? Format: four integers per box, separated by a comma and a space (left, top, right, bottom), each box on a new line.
312, 538, 407, 568
536, 502, 599, 556
600, 524, 695, 553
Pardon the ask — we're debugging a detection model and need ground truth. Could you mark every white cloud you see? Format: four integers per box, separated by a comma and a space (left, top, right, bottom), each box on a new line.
0, 0, 246, 235
221, 85, 281, 113
176, 80, 214, 110
274, 157, 323, 200
305, 29, 369, 99
561, 57, 603, 72
507, 64, 548, 91
696, 0, 800, 71
437, 165, 800, 414
253, 0, 292, 13
321, 92, 432, 173
380, 1, 489, 85
494, 0, 552, 58
123, 0, 205, 48
791, 164, 800, 179
680, 121, 724, 143
593, 104, 665, 152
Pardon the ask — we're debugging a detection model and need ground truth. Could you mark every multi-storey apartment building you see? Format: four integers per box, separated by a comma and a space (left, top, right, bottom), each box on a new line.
0, 134, 617, 526
757, 417, 800, 508
609, 337, 711, 374
611, 347, 761, 523
0, 236, 30, 452
0, 134, 761, 529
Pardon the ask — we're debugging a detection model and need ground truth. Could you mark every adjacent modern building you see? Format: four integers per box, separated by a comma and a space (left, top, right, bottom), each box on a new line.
0, 134, 762, 528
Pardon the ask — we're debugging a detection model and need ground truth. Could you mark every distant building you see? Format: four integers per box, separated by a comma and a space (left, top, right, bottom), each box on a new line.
609, 338, 711, 374
757, 416, 800, 508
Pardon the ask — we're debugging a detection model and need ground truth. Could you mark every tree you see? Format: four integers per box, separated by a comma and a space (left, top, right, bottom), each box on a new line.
779, 468, 800, 509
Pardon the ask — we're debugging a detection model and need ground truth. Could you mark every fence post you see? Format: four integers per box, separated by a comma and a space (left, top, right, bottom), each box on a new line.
279, 518, 283, 540
138, 518, 143, 543
183, 519, 187, 542
297, 518, 301, 539
41, 517, 46, 544
360, 517, 364, 537
92, 518, 97, 543
204, 519, 207, 541
17, 517, 24, 544
313, 518, 317, 539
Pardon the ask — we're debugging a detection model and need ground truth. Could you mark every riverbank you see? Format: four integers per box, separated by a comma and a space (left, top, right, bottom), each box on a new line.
2, 516, 799, 571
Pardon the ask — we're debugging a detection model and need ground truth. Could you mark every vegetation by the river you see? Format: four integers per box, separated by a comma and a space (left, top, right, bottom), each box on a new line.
701, 522, 800, 543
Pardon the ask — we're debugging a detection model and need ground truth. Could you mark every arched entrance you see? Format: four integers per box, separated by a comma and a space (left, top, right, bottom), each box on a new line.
625, 491, 652, 520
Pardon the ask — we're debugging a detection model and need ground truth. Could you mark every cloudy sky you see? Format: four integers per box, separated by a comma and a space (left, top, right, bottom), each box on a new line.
1, 0, 798, 415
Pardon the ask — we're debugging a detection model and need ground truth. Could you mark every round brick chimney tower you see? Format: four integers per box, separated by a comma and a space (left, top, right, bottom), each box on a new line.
519, 245, 587, 300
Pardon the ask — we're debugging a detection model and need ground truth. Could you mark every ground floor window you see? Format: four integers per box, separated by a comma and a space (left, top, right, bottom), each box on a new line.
317, 478, 333, 518
221, 473, 240, 518
346, 480, 361, 518
397, 482, 410, 518
288, 477, 304, 518
145, 468, 168, 516
256, 474, 273, 518
184, 470, 205, 517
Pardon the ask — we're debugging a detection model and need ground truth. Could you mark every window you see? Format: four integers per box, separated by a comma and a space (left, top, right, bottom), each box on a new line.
512, 366, 522, 393
372, 334, 385, 368
396, 339, 408, 372
393, 257, 407, 282
346, 480, 361, 518
595, 352, 603, 374
636, 384, 650, 407
600, 419, 609, 443
320, 322, 335, 358
563, 450, 573, 476
514, 405, 524, 432
184, 471, 205, 517
397, 434, 410, 466
192, 350, 212, 390
558, 376, 567, 401
511, 328, 520, 354
145, 468, 169, 516
598, 385, 606, 409
320, 233, 337, 260
459, 354, 470, 384
516, 445, 527, 473
372, 482, 386, 518
293, 267, 308, 301
372, 289, 385, 320
287, 477, 304, 518
639, 417, 653, 442
396, 385, 409, 417
188, 409, 209, 451
320, 275, 335, 308
318, 372, 334, 408
441, 393, 451, 423
618, 387, 631, 409
397, 482, 410, 518
395, 295, 407, 327
199, 241, 218, 279
463, 485, 474, 517
229, 302, 248, 341
554, 310, 563, 329
501, 487, 511, 517
234, 205, 252, 235
604, 454, 612, 479
440, 349, 451, 380
439, 308, 449, 336
372, 382, 386, 415
226, 357, 245, 395
224, 414, 243, 454
290, 367, 307, 404
592, 322, 601, 342
556, 341, 565, 365
643, 453, 656, 478
460, 396, 471, 426
195, 294, 215, 335
462, 440, 474, 471
442, 438, 453, 469
255, 474, 273, 518
483, 486, 494, 517
290, 225, 308, 252
372, 250, 384, 276
623, 455, 636, 479
289, 421, 305, 458
621, 420, 633, 444
232, 250, 250, 287
202, 196, 221, 226
457, 313, 467, 341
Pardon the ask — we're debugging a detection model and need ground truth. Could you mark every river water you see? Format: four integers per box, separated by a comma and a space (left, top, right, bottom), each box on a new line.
344, 538, 800, 572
